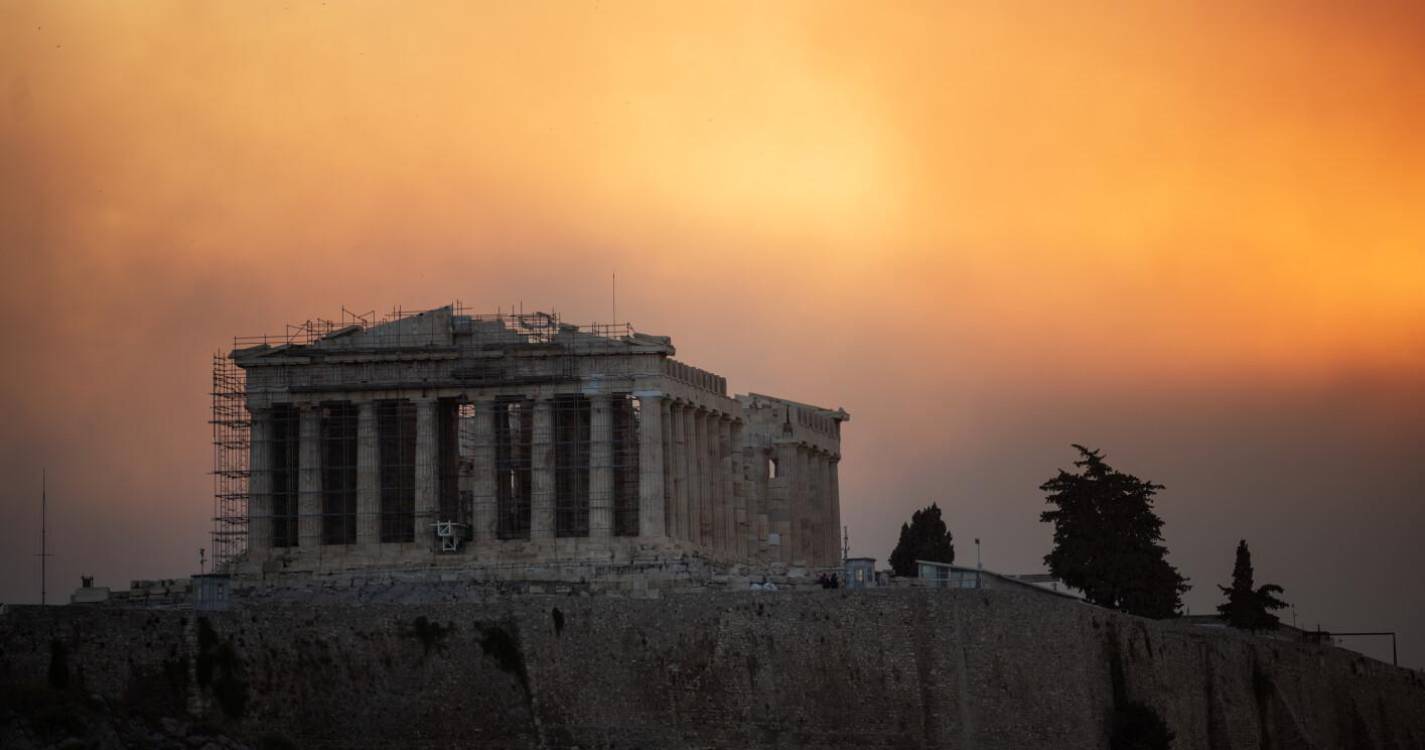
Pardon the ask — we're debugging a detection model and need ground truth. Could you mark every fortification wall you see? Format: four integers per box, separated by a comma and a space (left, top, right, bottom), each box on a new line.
3, 590, 1423, 749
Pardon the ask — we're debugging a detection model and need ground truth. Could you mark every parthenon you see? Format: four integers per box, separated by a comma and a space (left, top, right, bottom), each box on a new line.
221, 306, 848, 575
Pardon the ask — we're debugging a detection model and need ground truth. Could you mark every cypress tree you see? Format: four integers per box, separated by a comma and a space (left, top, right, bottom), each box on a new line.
889, 503, 955, 577
1217, 539, 1288, 631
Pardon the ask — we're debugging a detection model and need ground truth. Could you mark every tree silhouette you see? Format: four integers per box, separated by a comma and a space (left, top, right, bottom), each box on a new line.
1040, 445, 1189, 618
889, 503, 955, 577
1217, 539, 1288, 631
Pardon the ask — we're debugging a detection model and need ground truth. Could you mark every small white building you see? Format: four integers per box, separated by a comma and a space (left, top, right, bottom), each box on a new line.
844, 557, 878, 588
915, 560, 1083, 601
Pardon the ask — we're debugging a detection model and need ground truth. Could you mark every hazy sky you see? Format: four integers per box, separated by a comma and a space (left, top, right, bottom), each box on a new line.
2, 2, 1422, 667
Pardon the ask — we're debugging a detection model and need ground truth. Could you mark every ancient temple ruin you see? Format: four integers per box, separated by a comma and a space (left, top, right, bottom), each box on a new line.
211, 306, 848, 576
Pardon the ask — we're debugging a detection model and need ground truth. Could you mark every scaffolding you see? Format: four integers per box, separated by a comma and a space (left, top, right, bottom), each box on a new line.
210, 354, 249, 573
212, 305, 661, 568
553, 394, 592, 537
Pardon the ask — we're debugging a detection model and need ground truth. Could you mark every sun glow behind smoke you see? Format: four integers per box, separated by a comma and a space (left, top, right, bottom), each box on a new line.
1, 0, 1424, 665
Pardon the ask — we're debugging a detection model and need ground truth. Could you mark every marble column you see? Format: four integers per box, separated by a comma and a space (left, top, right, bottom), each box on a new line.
247, 406, 273, 555
814, 450, 827, 565
824, 454, 837, 565
819, 453, 830, 565
690, 408, 706, 547
530, 396, 555, 540
355, 401, 379, 547
707, 414, 722, 553
705, 410, 719, 549
804, 448, 818, 566
298, 403, 323, 549
660, 399, 675, 537
635, 391, 666, 540
798, 447, 809, 564
707, 413, 721, 554
753, 443, 770, 563
414, 398, 438, 548
675, 403, 692, 542
773, 442, 798, 565
718, 416, 733, 555
829, 456, 842, 565
729, 420, 747, 561
472, 399, 498, 545
588, 393, 613, 542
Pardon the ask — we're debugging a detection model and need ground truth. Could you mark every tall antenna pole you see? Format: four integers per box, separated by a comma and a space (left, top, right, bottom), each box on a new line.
39, 469, 49, 608
611, 273, 617, 324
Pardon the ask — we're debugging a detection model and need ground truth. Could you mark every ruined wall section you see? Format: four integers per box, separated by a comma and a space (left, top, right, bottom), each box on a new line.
738, 393, 847, 567
5, 590, 1422, 749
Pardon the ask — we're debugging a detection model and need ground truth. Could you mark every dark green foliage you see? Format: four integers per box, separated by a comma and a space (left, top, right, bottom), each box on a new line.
1217, 539, 1288, 631
1040, 445, 1189, 618
888, 502, 955, 577
1112, 700, 1175, 750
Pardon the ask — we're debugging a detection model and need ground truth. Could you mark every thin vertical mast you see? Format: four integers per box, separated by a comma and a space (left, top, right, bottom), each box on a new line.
40, 469, 47, 608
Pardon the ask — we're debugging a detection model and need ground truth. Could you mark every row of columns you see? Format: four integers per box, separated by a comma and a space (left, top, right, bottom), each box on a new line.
249, 393, 660, 554
771, 441, 841, 567
245, 391, 841, 567
659, 398, 748, 559
249, 399, 441, 552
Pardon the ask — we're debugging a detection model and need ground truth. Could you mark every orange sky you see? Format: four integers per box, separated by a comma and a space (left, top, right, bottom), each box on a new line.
2, 2, 1422, 664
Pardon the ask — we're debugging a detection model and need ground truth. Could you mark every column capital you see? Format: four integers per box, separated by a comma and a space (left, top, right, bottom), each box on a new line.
632, 389, 665, 401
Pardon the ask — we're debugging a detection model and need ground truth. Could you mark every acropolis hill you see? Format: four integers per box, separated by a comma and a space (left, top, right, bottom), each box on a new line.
5, 305, 1423, 750
4, 590, 1424, 749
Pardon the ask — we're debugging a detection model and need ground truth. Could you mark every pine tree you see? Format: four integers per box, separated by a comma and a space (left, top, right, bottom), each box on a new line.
889, 503, 955, 577
1040, 445, 1189, 619
1217, 539, 1288, 631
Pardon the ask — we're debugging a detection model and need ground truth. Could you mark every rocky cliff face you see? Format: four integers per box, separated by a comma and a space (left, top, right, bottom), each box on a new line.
3, 590, 1423, 748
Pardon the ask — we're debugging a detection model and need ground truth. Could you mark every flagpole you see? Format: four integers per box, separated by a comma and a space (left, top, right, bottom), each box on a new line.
40, 468, 47, 608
